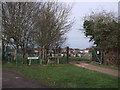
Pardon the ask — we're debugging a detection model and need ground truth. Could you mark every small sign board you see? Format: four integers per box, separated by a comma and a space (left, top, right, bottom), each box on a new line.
28, 57, 39, 60
97, 51, 99, 54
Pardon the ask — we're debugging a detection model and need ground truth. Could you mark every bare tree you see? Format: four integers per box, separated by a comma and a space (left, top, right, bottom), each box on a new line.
33, 2, 73, 63
2, 2, 41, 64
2, 2, 73, 64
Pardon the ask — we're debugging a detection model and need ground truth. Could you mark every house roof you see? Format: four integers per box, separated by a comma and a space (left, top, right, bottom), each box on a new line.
74, 49, 80, 50
69, 48, 73, 50
85, 48, 91, 50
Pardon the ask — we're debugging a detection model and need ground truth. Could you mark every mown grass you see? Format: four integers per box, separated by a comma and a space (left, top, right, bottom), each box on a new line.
3, 63, 119, 88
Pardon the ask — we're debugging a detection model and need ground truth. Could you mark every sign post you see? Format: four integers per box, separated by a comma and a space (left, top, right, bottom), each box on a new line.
40, 59, 42, 65
27, 57, 39, 66
57, 58, 59, 64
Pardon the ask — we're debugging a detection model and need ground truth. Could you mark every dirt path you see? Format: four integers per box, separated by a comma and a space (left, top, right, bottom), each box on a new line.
69, 61, 120, 77
2, 68, 50, 88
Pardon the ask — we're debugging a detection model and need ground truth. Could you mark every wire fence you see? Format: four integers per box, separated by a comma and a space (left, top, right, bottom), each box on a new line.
2, 46, 93, 66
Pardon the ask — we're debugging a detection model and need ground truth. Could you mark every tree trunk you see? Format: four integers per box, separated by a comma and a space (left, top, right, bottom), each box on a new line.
14, 49, 17, 61
44, 49, 46, 63
101, 49, 105, 64
22, 50, 26, 64
15, 46, 19, 65
39, 48, 42, 64
2, 42, 5, 60
42, 46, 45, 61
44, 48, 49, 63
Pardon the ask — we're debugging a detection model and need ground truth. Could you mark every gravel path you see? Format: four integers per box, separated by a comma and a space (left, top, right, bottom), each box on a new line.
2, 68, 50, 88
69, 61, 119, 77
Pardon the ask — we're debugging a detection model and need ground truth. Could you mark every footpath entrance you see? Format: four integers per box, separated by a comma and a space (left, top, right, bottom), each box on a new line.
69, 61, 119, 77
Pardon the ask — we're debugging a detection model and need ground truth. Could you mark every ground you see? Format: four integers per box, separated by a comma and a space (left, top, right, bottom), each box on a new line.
69, 61, 120, 77
2, 68, 50, 88
2, 62, 119, 88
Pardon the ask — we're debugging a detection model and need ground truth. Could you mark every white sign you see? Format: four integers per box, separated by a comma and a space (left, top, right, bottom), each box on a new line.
34, 50, 39, 53
97, 51, 99, 54
28, 57, 39, 60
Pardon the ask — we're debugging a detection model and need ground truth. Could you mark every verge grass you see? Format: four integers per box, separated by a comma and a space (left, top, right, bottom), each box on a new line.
3, 63, 119, 88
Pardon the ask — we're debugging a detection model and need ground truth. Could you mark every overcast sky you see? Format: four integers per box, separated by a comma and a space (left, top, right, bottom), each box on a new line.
65, 1, 118, 49
0, 0, 119, 49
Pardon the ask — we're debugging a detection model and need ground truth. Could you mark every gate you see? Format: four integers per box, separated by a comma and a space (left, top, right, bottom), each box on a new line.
92, 47, 103, 64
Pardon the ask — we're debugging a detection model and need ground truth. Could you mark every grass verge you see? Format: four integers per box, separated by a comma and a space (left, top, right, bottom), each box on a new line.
3, 63, 119, 88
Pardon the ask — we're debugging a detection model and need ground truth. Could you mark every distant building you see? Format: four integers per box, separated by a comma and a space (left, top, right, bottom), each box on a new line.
84, 48, 91, 53
28, 47, 92, 57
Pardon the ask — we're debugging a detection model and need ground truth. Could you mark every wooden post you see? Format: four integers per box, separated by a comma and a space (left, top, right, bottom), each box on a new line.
66, 46, 69, 64
40, 59, 42, 65
57, 58, 59, 64
15, 46, 18, 66
42, 46, 44, 61
29, 59, 32, 66
101, 50, 103, 64
47, 58, 50, 64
